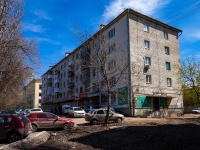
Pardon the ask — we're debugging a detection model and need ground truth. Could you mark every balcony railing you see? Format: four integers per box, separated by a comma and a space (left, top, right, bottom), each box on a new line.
82, 76, 90, 84
54, 87, 60, 93
47, 87, 53, 95
68, 82, 75, 88
54, 78, 59, 83
68, 71, 75, 77
47, 74, 53, 79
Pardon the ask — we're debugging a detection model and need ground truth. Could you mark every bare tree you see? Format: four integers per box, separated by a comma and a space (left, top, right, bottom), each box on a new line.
0, 0, 38, 109
175, 56, 200, 106
73, 25, 128, 125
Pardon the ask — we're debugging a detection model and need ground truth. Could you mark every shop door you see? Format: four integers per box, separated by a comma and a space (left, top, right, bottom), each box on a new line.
153, 98, 160, 111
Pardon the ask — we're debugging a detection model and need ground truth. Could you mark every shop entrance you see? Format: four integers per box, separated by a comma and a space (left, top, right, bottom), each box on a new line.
153, 97, 160, 111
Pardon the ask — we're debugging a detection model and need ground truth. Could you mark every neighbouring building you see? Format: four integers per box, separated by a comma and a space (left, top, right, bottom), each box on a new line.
41, 9, 183, 116
23, 79, 42, 108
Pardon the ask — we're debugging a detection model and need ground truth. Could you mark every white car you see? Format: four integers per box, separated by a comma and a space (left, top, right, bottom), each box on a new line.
62, 105, 71, 114
68, 107, 85, 117
30, 108, 43, 113
192, 108, 200, 114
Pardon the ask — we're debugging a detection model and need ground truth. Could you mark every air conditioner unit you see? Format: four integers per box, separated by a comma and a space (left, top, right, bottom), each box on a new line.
145, 64, 150, 69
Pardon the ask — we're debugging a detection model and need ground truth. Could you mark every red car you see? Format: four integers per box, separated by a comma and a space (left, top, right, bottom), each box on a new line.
27, 112, 75, 132
0, 114, 32, 143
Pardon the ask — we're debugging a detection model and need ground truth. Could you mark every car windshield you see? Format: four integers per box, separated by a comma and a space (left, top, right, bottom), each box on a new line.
18, 115, 29, 123
74, 108, 82, 111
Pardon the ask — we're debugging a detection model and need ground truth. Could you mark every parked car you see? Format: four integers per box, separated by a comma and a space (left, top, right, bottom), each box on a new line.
23, 109, 31, 115
68, 107, 86, 117
85, 108, 125, 125
100, 107, 115, 112
0, 110, 18, 114
84, 106, 100, 113
0, 114, 32, 143
30, 108, 43, 113
192, 108, 200, 114
62, 105, 71, 114
27, 112, 75, 132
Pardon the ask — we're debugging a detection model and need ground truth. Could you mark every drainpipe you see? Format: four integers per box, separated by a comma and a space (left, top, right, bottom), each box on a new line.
126, 9, 134, 116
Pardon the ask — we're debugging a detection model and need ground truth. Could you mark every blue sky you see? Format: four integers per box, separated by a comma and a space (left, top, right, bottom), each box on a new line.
22, 0, 200, 78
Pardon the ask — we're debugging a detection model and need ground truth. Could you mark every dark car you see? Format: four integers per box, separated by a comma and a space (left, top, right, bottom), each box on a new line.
0, 110, 18, 114
85, 109, 125, 125
27, 112, 75, 132
0, 114, 32, 143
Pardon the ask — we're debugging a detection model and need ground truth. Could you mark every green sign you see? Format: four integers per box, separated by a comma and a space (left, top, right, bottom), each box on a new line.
135, 96, 151, 107
118, 87, 128, 105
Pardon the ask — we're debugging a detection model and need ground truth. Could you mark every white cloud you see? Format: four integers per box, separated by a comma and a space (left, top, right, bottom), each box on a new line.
33, 10, 52, 20
22, 23, 45, 33
35, 37, 61, 45
102, 0, 170, 23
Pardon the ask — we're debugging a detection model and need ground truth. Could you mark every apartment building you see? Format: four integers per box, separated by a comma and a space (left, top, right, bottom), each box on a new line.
23, 79, 42, 108
41, 9, 183, 116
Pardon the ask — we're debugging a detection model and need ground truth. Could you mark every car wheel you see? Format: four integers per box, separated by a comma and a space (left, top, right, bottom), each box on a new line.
7, 132, 22, 143
91, 119, 98, 125
32, 124, 38, 132
63, 123, 71, 130
116, 118, 122, 123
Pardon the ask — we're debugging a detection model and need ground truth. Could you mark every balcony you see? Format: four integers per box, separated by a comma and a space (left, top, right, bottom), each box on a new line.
81, 47, 90, 58
47, 87, 53, 95
68, 60, 74, 67
54, 78, 59, 83
54, 87, 60, 93
68, 82, 75, 88
47, 74, 53, 79
68, 71, 75, 77
82, 76, 90, 84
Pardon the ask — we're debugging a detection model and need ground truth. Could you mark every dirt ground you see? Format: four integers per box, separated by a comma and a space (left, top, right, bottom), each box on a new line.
23, 115, 200, 150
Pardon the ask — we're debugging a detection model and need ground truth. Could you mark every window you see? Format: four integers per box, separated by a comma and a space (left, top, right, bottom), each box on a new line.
146, 75, 152, 84
164, 32, 168, 39
92, 69, 96, 77
144, 40, 150, 49
165, 47, 170, 55
166, 62, 171, 70
108, 43, 116, 54
145, 57, 151, 65
36, 114, 47, 118
167, 78, 172, 87
110, 76, 116, 86
108, 28, 115, 39
46, 113, 57, 119
80, 87, 83, 93
96, 110, 105, 114
144, 25, 149, 32
108, 60, 116, 70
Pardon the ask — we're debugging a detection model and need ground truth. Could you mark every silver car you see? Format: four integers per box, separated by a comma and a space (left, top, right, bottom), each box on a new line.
85, 109, 125, 125
68, 107, 85, 117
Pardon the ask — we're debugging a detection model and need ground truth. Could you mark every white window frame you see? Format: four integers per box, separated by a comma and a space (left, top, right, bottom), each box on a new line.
167, 78, 172, 87
144, 25, 149, 32
145, 40, 150, 49
146, 75, 152, 84
164, 32, 168, 40
165, 46, 170, 55
145, 57, 151, 65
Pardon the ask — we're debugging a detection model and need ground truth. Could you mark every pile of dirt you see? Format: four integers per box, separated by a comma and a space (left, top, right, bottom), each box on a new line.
22, 118, 200, 150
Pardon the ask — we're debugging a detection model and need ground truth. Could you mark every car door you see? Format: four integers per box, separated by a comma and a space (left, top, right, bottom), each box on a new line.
35, 113, 48, 128
96, 110, 106, 122
46, 113, 61, 128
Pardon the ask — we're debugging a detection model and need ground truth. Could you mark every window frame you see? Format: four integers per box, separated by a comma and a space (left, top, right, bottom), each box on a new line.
164, 32, 168, 40
165, 46, 170, 55
144, 40, 150, 49
144, 24, 149, 32
166, 62, 171, 70
108, 28, 115, 39
167, 78, 172, 87
145, 57, 151, 65
146, 75, 152, 84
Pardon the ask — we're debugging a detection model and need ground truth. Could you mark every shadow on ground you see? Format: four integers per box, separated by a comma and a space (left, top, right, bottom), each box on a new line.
69, 123, 200, 150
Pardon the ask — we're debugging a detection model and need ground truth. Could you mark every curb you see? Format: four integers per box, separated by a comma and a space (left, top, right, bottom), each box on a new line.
0, 131, 50, 150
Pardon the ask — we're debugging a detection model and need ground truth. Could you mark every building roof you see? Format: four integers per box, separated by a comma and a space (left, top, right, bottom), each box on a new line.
41, 8, 182, 77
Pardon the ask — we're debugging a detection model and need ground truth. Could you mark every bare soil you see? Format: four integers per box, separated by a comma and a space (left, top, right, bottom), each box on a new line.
23, 116, 200, 150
